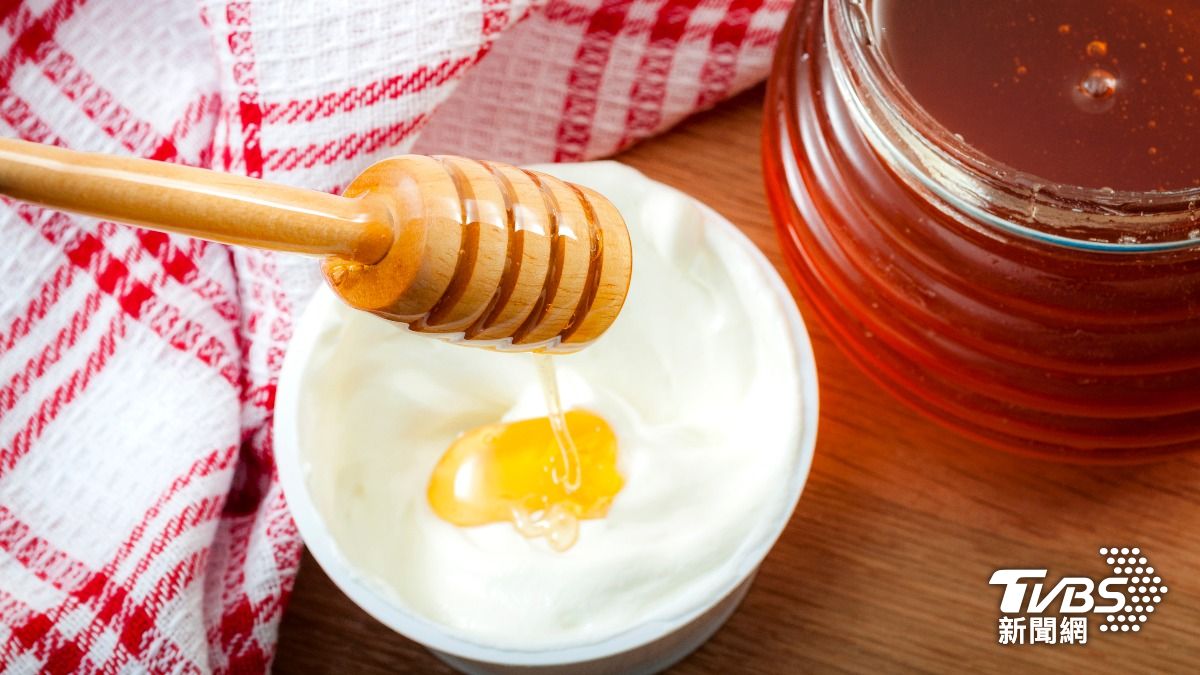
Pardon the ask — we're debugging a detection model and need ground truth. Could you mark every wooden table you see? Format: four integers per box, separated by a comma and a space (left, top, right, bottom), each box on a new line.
274, 87, 1200, 674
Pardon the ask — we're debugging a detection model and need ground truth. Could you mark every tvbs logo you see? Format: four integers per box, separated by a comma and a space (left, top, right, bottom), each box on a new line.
989, 547, 1166, 645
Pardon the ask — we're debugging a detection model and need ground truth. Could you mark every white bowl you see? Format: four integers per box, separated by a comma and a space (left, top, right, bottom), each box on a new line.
274, 165, 820, 674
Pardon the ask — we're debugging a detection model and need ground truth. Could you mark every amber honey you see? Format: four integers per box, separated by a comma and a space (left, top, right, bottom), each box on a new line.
764, 0, 1200, 460
427, 356, 623, 550
876, 0, 1200, 191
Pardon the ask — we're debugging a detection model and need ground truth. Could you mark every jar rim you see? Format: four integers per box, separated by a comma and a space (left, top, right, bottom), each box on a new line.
826, 0, 1200, 251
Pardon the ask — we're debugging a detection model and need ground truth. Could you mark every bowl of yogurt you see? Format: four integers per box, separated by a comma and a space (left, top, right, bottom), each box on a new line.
275, 161, 819, 673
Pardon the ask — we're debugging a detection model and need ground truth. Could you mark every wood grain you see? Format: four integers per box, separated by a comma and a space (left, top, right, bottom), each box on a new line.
0, 139, 628, 353
325, 155, 631, 352
274, 87, 1200, 674
0, 136, 393, 262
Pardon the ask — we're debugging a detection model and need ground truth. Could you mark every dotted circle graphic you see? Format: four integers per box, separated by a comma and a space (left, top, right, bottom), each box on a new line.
1100, 546, 1163, 635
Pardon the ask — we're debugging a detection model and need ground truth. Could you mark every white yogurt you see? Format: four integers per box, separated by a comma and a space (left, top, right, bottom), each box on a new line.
294, 161, 805, 650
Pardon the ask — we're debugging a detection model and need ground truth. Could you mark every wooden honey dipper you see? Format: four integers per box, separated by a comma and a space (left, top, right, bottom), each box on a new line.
0, 138, 632, 353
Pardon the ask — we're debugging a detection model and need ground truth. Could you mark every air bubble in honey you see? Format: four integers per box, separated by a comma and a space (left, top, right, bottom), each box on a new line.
1086, 40, 1108, 58
876, 0, 1200, 190
1079, 68, 1117, 99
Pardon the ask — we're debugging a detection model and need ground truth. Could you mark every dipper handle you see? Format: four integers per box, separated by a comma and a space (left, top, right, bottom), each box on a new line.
0, 136, 393, 263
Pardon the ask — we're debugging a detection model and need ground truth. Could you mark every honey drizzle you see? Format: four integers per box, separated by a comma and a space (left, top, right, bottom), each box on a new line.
533, 354, 582, 492
505, 355, 581, 551
497, 356, 583, 552
427, 355, 621, 554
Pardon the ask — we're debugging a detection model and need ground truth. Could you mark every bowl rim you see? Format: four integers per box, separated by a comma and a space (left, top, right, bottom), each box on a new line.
273, 164, 821, 666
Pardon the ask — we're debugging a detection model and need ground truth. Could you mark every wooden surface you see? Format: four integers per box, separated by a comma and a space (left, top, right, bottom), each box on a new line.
274, 87, 1200, 674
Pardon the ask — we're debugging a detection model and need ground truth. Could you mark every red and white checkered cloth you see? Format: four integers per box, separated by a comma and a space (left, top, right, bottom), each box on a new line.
0, 0, 790, 672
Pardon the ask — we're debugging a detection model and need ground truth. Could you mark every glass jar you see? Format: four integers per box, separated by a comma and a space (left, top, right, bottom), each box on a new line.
763, 0, 1200, 461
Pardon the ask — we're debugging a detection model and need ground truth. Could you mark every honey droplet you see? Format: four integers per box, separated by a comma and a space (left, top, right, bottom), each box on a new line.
1148, 146, 1159, 156
1016, 64, 1028, 76
427, 410, 623, 551
1058, 24, 1071, 35
1086, 40, 1108, 58
328, 264, 349, 286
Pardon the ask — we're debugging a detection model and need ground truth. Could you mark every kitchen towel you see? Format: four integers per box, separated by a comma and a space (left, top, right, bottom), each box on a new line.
0, 0, 790, 672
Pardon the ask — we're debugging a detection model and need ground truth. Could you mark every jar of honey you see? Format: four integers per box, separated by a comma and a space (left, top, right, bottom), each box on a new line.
763, 0, 1200, 460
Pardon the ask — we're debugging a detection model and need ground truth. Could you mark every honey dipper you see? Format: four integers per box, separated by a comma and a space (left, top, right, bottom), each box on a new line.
0, 138, 631, 352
